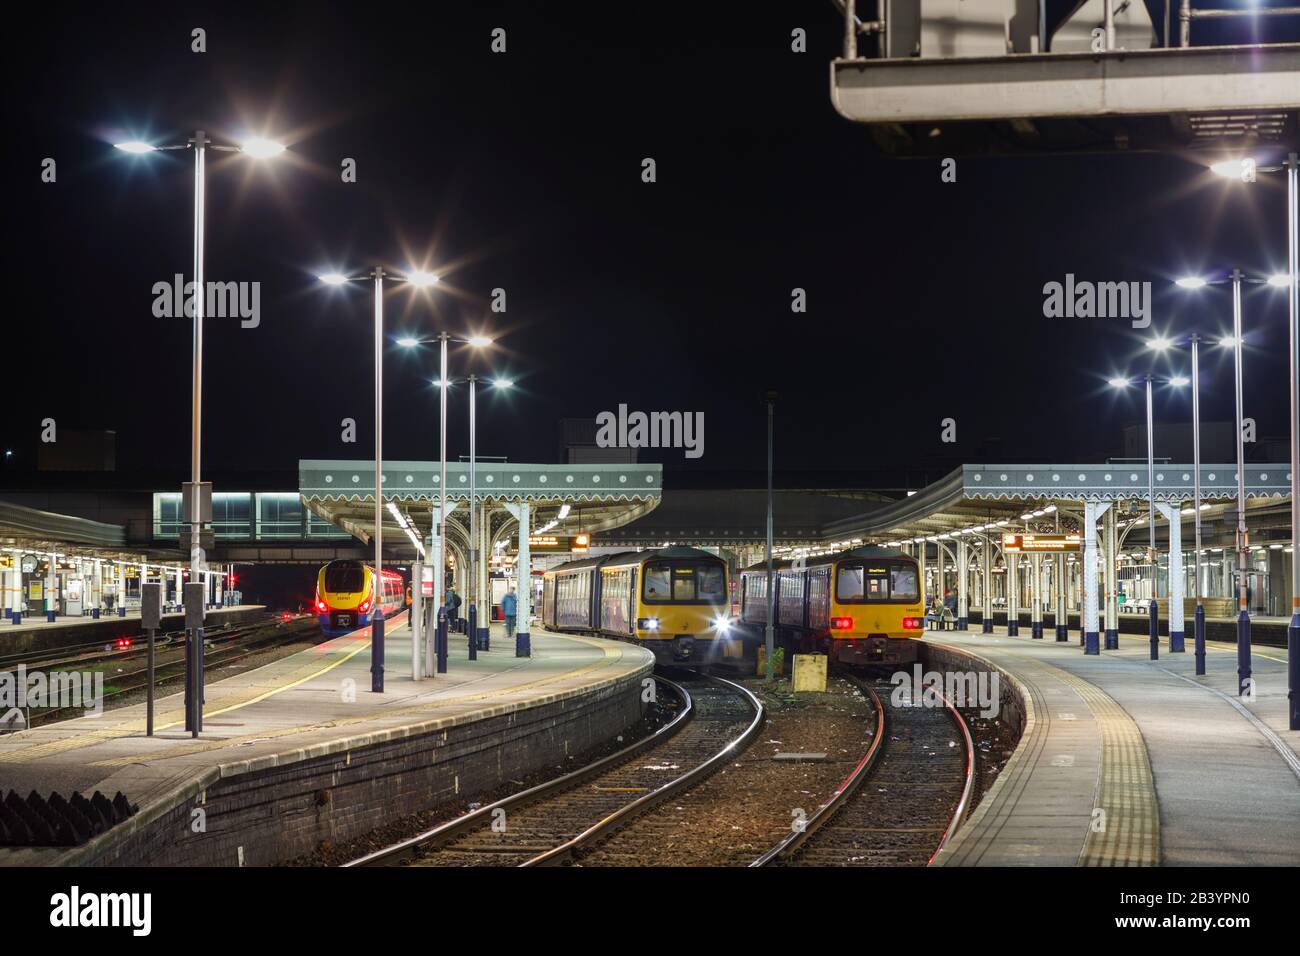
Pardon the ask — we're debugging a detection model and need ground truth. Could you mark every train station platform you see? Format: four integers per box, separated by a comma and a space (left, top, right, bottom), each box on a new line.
0, 617, 653, 866
928, 627, 1300, 867
0, 605, 267, 657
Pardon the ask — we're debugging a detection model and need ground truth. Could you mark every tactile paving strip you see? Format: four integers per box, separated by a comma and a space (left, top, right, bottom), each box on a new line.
1037, 662, 1160, 867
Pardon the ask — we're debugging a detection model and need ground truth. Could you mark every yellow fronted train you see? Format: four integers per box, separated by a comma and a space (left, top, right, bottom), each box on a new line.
739, 546, 923, 665
541, 546, 741, 665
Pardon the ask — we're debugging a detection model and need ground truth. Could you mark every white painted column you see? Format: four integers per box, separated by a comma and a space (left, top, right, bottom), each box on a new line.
1156, 502, 1186, 652
478, 499, 491, 646
1083, 501, 1111, 654
1104, 507, 1119, 648
957, 537, 969, 628
514, 501, 531, 656
1030, 552, 1042, 637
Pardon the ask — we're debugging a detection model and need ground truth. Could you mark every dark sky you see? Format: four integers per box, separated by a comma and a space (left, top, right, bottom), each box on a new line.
3, 2, 1296, 484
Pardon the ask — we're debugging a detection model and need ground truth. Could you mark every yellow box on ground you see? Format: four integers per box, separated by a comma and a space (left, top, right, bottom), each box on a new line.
792, 653, 827, 693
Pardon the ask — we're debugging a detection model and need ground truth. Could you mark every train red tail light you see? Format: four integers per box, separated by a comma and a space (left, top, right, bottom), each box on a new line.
316, 600, 328, 613
903, 617, 923, 630
830, 617, 853, 630
360, 600, 371, 612
114, 638, 133, 650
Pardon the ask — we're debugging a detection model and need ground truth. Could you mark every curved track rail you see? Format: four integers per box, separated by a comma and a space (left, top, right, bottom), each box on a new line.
345, 673, 764, 868
753, 673, 974, 867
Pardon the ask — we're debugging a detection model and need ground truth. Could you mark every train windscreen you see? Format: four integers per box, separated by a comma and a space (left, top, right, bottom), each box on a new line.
325, 563, 366, 593
836, 561, 919, 603
643, 561, 726, 604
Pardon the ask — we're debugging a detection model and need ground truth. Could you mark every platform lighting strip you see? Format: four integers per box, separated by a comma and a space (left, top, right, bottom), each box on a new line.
386, 502, 426, 557
0, 547, 228, 578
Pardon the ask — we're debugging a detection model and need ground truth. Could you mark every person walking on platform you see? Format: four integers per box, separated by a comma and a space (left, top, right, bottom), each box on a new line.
502, 586, 518, 641
446, 586, 462, 632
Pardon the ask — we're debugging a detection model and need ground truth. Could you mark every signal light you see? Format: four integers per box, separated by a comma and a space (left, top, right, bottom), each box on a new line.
903, 617, 923, 630
830, 617, 853, 630
114, 638, 133, 650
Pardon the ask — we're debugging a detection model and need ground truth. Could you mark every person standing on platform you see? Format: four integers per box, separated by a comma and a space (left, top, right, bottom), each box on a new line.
502, 586, 518, 640
446, 586, 462, 632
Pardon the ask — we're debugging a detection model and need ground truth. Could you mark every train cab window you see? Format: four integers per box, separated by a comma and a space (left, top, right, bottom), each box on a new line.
644, 565, 672, 601
644, 561, 727, 604
697, 566, 725, 600
836, 561, 917, 603
325, 563, 365, 593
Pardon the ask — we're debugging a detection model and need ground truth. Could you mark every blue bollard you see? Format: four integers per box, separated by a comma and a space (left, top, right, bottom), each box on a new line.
1148, 599, 1159, 660
1288, 611, 1299, 730
91, 607, 100, 619
467, 605, 478, 661
118, 606, 126, 617
437, 611, 449, 673
2, 608, 10, 620
47, 610, 56, 623
371, 612, 385, 693
1195, 604, 1206, 676
1237, 609, 1251, 696
516, 629, 530, 658
11, 612, 20, 625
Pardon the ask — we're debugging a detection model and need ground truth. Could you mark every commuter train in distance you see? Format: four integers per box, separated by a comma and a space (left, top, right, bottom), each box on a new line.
541, 546, 741, 666
314, 560, 406, 637
739, 546, 923, 665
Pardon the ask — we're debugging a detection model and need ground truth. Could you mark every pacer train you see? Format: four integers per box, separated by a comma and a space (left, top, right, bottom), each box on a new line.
541, 546, 739, 665
739, 546, 922, 665
314, 559, 406, 637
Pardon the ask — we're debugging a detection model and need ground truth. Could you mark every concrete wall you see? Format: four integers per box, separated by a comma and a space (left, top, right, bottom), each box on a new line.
61, 663, 649, 866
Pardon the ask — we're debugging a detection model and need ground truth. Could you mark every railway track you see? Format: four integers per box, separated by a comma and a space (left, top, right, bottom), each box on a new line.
752, 673, 974, 867
345, 672, 764, 868
10, 616, 319, 727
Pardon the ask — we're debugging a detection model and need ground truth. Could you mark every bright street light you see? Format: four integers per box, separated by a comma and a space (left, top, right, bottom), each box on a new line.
396, 336, 420, 348
1107, 377, 1129, 388
466, 334, 493, 348
317, 272, 350, 286
1175, 276, 1208, 289
239, 137, 287, 158
113, 141, 157, 154
406, 270, 440, 288
491, 378, 514, 389
1268, 272, 1292, 288
1147, 335, 1174, 351
1168, 375, 1190, 387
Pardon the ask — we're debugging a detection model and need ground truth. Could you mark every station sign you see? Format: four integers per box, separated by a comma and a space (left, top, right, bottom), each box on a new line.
1002, 533, 1080, 553
513, 533, 591, 554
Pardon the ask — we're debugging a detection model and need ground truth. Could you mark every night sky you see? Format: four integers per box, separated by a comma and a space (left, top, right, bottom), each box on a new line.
4, 3, 1296, 485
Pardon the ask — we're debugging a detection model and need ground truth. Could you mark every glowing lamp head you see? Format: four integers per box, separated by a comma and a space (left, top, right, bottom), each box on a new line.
318, 273, 350, 286
1168, 375, 1190, 388
1219, 335, 1241, 349
1267, 273, 1292, 288
491, 378, 514, 390
405, 270, 440, 288
1210, 158, 1256, 183
113, 141, 157, 154
396, 336, 420, 348
1108, 377, 1130, 389
1175, 276, 1208, 290
240, 137, 287, 159
1146, 336, 1173, 352
466, 334, 493, 348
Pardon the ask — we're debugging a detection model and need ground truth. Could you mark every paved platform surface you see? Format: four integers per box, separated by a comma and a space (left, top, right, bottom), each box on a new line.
0, 617, 652, 865
931, 627, 1300, 867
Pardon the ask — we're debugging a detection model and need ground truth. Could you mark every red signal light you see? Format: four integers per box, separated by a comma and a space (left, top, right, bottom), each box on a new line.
830, 617, 853, 630
903, 617, 923, 630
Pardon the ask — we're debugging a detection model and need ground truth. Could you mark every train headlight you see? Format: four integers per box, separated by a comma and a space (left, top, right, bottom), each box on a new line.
637, 617, 660, 631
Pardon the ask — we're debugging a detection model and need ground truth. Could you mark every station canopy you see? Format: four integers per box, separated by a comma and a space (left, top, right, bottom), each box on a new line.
818, 463, 1292, 552
299, 459, 663, 557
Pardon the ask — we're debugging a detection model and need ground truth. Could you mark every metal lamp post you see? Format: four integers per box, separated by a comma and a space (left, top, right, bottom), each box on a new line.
1144, 373, 1160, 661
115, 132, 286, 736
1207, 152, 1299, 721
1229, 269, 1251, 696
318, 266, 440, 691
1191, 333, 1206, 674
